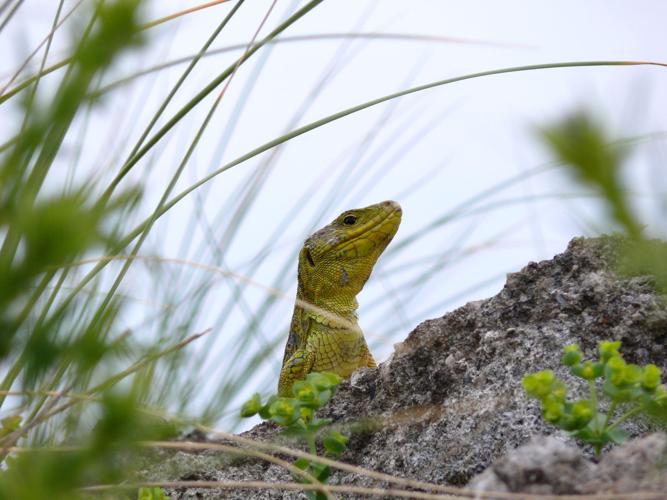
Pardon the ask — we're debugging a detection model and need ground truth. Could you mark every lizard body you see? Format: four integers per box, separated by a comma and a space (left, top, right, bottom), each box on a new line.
278, 200, 402, 396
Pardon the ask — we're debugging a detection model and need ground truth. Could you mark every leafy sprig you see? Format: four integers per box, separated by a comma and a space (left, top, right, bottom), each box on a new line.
241, 372, 348, 500
523, 341, 667, 454
138, 487, 169, 500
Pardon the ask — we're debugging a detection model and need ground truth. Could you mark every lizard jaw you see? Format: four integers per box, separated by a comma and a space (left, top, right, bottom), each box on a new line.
334, 201, 402, 259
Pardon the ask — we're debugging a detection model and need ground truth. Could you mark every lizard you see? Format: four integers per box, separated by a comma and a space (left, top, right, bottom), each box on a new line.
278, 200, 402, 396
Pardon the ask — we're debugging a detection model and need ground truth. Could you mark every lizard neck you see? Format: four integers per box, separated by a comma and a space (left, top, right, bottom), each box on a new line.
295, 281, 360, 328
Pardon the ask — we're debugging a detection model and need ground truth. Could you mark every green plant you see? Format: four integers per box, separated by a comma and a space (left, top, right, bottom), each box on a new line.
541, 110, 667, 292
138, 487, 169, 500
0, 1, 193, 497
241, 372, 349, 500
523, 341, 667, 454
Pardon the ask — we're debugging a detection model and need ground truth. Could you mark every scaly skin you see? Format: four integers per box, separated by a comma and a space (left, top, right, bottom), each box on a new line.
278, 200, 402, 396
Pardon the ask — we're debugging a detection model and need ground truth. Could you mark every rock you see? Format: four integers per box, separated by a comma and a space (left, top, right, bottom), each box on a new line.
468, 433, 667, 498
467, 435, 596, 495
581, 433, 667, 496
141, 236, 667, 499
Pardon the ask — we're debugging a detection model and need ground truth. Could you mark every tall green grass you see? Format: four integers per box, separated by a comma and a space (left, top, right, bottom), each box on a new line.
0, 0, 665, 497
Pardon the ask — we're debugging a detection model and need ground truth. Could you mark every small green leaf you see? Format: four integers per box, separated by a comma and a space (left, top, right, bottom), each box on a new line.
240, 393, 262, 418
281, 419, 308, 437
557, 403, 585, 431
271, 415, 295, 426
641, 386, 667, 419
571, 361, 603, 380
293, 381, 320, 407
316, 388, 333, 407
561, 344, 582, 366
0, 415, 22, 438
572, 426, 595, 442
300, 406, 314, 420
138, 487, 169, 500
323, 431, 349, 456
306, 372, 341, 391
541, 395, 565, 423
624, 364, 643, 384
305, 491, 329, 500
523, 370, 562, 400
605, 427, 630, 445
570, 400, 594, 428
598, 341, 622, 363
587, 413, 607, 433
642, 364, 662, 391
294, 458, 310, 470
311, 462, 331, 482
258, 395, 278, 419
308, 417, 333, 431
604, 356, 627, 385
602, 380, 638, 402
268, 397, 301, 426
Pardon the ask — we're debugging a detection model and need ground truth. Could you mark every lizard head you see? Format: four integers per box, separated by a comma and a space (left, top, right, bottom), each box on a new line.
297, 200, 402, 304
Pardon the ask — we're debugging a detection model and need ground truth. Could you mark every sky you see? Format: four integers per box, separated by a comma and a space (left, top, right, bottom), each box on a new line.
2, 0, 666, 428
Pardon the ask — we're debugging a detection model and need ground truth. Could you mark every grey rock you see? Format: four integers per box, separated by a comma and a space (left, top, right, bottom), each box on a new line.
468, 433, 667, 498
467, 435, 596, 495
581, 433, 667, 495
142, 236, 667, 499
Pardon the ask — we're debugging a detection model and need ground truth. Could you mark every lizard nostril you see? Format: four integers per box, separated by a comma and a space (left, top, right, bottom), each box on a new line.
383, 200, 401, 213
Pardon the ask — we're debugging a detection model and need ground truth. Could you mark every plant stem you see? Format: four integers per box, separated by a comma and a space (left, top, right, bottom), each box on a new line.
602, 400, 618, 429
607, 405, 643, 432
588, 379, 598, 421
307, 433, 317, 456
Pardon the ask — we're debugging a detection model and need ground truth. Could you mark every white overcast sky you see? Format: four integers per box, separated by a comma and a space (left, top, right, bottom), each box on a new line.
2, 1, 667, 427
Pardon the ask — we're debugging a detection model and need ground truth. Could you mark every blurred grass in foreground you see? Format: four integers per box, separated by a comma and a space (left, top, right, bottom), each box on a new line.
541, 110, 667, 293
0, 2, 176, 498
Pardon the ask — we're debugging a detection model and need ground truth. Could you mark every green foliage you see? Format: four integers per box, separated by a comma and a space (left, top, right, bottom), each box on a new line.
523, 341, 667, 454
540, 111, 638, 238
74, 0, 143, 71
0, 0, 144, 361
540, 110, 667, 291
0, 390, 174, 499
138, 487, 170, 500
538, 110, 667, 454
0, 0, 339, 495
241, 372, 347, 499
0, 417, 22, 439
0, 1, 185, 498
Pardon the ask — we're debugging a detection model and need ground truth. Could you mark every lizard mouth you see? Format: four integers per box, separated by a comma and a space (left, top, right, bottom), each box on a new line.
334, 200, 402, 257
303, 201, 402, 263
304, 248, 316, 267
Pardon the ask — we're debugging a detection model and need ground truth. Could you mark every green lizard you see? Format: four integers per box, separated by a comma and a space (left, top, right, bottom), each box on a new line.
278, 200, 402, 396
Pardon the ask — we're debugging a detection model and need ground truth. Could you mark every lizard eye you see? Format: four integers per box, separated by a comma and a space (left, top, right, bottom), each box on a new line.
343, 215, 357, 225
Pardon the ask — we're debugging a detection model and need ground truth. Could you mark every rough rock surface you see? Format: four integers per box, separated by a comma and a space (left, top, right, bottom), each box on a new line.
468, 433, 667, 497
143, 236, 667, 498
467, 435, 597, 495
